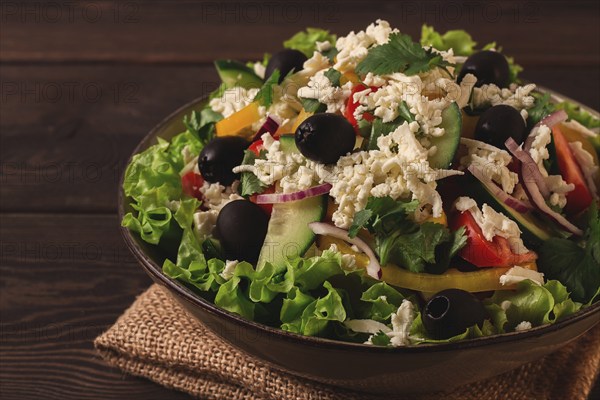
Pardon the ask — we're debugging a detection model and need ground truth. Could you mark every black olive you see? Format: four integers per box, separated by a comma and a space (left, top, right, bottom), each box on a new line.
457, 50, 510, 88
475, 104, 527, 148
422, 289, 488, 340
216, 200, 269, 263
295, 113, 356, 164
199, 136, 249, 186
265, 49, 307, 83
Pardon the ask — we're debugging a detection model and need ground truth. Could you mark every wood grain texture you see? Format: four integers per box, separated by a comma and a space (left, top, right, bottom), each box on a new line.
0, 214, 190, 400
1, 0, 599, 398
1, 0, 599, 66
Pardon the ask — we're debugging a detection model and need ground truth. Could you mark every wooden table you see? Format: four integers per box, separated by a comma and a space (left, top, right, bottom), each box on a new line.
1, 1, 599, 398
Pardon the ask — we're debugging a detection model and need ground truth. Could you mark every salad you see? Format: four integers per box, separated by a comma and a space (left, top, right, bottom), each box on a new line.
123, 21, 600, 346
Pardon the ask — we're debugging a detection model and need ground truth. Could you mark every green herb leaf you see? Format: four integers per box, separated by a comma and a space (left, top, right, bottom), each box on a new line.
254, 70, 280, 108
324, 68, 342, 87
283, 28, 337, 58
539, 204, 600, 303
356, 33, 452, 76
301, 97, 326, 113
370, 330, 392, 346
239, 150, 267, 196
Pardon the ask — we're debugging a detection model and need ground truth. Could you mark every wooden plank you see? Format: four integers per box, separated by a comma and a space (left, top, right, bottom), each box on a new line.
1, 64, 598, 213
1, 0, 598, 66
0, 213, 191, 399
0, 64, 219, 213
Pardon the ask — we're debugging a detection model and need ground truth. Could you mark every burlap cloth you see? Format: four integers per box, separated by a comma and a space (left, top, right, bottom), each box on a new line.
95, 284, 600, 399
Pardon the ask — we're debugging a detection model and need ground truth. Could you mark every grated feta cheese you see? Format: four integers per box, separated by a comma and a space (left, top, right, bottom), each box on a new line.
334, 20, 397, 74
499, 265, 545, 286
454, 197, 529, 254
471, 83, 536, 111
297, 70, 353, 114
220, 260, 239, 280
528, 125, 575, 208
515, 321, 533, 332
209, 87, 259, 118
460, 138, 518, 194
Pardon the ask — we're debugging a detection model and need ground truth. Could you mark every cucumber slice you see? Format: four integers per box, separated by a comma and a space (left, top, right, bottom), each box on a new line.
257, 195, 327, 268
429, 102, 462, 169
468, 177, 553, 248
214, 60, 264, 89
278, 134, 297, 153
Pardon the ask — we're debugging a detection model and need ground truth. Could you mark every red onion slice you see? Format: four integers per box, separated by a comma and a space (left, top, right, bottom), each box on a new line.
505, 138, 551, 198
256, 183, 332, 204
467, 165, 533, 213
526, 110, 568, 150
534, 109, 568, 129
308, 222, 382, 280
518, 155, 583, 236
251, 116, 280, 142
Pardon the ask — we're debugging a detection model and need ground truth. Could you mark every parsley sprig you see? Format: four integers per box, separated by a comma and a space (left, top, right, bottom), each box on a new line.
356, 33, 453, 77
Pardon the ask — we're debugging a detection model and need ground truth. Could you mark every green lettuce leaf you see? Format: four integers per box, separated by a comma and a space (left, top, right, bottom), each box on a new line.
283, 28, 337, 58
409, 312, 496, 344
485, 280, 582, 332
556, 102, 600, 129
182, 108, 223, 149
420, 25, 477, 56
359, 282, 405, 322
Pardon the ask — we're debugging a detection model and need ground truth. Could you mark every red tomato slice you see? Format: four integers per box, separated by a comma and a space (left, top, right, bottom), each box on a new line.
450, 211, 537, 268
552, 126, 593, 215
344, 84, 378, 130
248, 139, 264, 157
181, 171, 204, 201
249, 185, 275, 215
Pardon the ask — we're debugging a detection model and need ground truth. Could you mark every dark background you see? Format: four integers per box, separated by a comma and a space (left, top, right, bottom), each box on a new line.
1, 1, 599, 398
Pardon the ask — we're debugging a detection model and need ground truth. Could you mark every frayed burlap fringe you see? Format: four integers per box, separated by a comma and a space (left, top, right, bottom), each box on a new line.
95, 285, 600, 400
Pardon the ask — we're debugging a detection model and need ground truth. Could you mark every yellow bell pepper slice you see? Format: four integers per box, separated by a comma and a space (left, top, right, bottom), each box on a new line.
424, 210, 447, 226
316, 235, 537, 293
215, 102, 261, 139
291, 108, 313, 133
340, 71, 360, 85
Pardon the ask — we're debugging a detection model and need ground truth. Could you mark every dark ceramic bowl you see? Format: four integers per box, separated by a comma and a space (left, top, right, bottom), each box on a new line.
119, 88, 600, 394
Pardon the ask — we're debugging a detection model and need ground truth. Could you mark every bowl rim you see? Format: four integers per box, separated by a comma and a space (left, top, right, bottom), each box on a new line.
118, 86, 600, 353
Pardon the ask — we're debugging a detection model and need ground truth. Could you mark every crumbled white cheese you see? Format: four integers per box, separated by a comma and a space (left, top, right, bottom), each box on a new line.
388, 300, 416, 346
193, 209, 219, 240
326, 243, 357, 270
238, 123, 462, 229
528, 125, 575, 208
569, 141, 599, 199
297, 70, 353, 114
209, 87, 259, 118
200, 181, 243, 211
334, 19, 397, 73
358, 300, 415, 347
454, 197, 529, 254
515, 321, 533, 332
471, 83, 536, 110
499, 265, 545, 286
344, 319, 391, 335
192, 181, 243, 241
220, 260, 239, 280
315, 40, 331, 52
460, 138, 518, 194
253, 62, 266, 79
